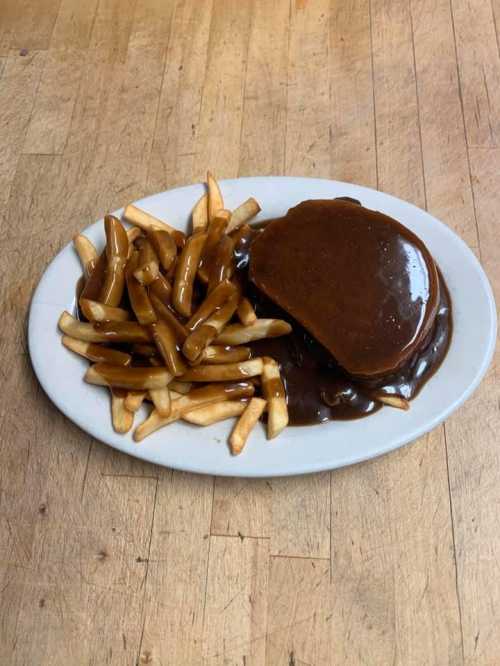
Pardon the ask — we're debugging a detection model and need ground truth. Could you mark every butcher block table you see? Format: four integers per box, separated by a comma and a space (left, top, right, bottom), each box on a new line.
1, 1, 499, 664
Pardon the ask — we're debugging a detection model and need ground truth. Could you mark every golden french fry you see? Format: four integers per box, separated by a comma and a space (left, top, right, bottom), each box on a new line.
261, 357, 288, 439
62, 335, 131, 366
133, 238, 160, 285
182, 294, 239, 361
148, 272, 172, 304
200, 345, 251, 364
99, 215, 129, 306
172, 231, 207, 316
150, 319, 187, 377
373, 393, 410, 410
126, 226, 143, 245
59, 312, 150, 343
192, 192, 208, 232
227, 197, 261, 233
183, 400, 247, 426
134, 381, 255, 441
229, 397, 267, 454
150, 293, 189, 343
169, 380, 192, 394
179, 358, 263, 382
216, 319, 292, 346
80, 298, 130, 322
124, 390, 147, 412
123, 203, 177, 234
74, 234, 98, 277
207, 171, 224, 221
208, 235, 235, 292
148, 387, 171, 417
236, 298, 257, 326
126, 251, 157, 325
85, 363, 172, 390
110, 388, 135, 433
186, 280, 237, 331
198, 212, 231, 282
131, 343, 158, 357
147, 228, 177, 272
79, 251, 107, 303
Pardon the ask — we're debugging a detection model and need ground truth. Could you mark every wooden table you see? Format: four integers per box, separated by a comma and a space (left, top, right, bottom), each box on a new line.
1, 1, 499, 664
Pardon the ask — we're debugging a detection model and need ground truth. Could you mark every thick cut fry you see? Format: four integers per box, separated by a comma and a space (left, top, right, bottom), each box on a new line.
192, 192, 208, 232
216, 319, 292, 346
200, 345, 251, 364
126, 251, 157, 325
62, 335, 131, 366
236, 298, 257, 326
182, 294, 239, 361
99, 215, 129, 306
133, 238, 160, 285
134, 382, 255, 441
183, 400, 247, 426
180, 358, 263, 383
80, 299, 130, 322
59, 312, 150, 343
131, 343, 157, 357
124, 391, 147, 412
150, 293, 188, 343
172, 231, 207, 316
74, 234, 98, 277
229, 397, 267, 454
126, 226, 142, 245
85, 363, 172, 390
198, 213, 231, 281
148, 272, 172, 304
169, 380, 192, 394
261, 358, 288, 439
208, 235, 235, 292
123, 203, 177, 234
149, 387, 171, 417
79, 251, 107, 302
147, 228, 176, 271
373, 393, 410, 410
150, 319, 187, 377
227, 197, 261, 233
186, 280, 237, 331
207, 171, 224, 221
111, 388, 134, 433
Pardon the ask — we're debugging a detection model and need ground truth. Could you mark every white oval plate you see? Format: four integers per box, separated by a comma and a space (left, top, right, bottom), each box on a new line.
29, 177, 497, 477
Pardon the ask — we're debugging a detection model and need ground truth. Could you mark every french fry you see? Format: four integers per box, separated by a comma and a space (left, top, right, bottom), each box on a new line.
182, 294, 239, 361
236, 298, 257, 325
62, 335, 132, 366
150, 293, 189, 343
198, 212, 231, 281
59, 312, 150, 343
99, 215, 129, 306
124, 390, 147, 412
150, 319, 187, 377
133, 238, 160, 285
110, 388, 134, 433
229, 397, 267, 454
126, 251, 157, 325
131, 343, 158, 357
179, 358, 263, 382
147, 228, 176, 272
169, 380, 192, 394
80, 298, 130, 322
134, 381, 255, 441
208, 235, 235, 292
200, 345, 251, 364
207, 171, 224, 221
74, 234, 98, 277
148, 272, 172, 304
172, 231, 207, 316
123, 203, 177, 235
261, 357, 288, 439
216, 319, 292, 346
186, 279, 237, 331
373, 393, 410, 410
126, 226, 143, 245
192, 192, 208, 232
227, 197, 261, 233
148, 387, 171, 417
183, 400, 247, 426
85, 363, 172, 390
79, 251, 107, 303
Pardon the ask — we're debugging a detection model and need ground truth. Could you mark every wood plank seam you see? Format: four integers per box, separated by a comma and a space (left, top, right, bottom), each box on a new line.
368, 0, 380, 189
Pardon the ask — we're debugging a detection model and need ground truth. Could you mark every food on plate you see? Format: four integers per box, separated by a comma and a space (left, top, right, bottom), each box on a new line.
60, 171, 451, 451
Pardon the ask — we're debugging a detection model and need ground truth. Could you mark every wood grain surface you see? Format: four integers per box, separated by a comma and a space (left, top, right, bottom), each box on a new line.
1, 1, 499, 664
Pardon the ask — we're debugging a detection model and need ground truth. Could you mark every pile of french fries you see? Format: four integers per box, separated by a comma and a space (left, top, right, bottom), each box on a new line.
59, 172, 292, 455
